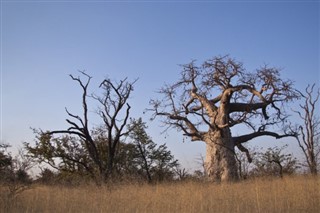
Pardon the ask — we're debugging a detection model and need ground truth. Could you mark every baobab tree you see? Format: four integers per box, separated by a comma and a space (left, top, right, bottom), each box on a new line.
149, 56, 298, 182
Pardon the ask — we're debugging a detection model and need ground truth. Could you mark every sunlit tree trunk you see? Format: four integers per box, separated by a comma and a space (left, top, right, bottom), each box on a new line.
204, 129, 238, 182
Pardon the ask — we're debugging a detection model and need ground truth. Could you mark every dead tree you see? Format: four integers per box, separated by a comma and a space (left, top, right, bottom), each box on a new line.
293, 84, 320, 175
29, 71, 135, 183
149, 56, 298, 182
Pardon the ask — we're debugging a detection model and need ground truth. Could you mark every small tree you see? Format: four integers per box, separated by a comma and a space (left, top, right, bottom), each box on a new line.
0, 144, 33, 184
251, 145, 299, 178
151, 143, 179, 182
0, 143, 12, 183
0, 144, 33, 200
127, 118, 154, 182
127, 118, 179, 182
293, 84, 320, 175
36, 168, 57, 185
174, 166, 191, 181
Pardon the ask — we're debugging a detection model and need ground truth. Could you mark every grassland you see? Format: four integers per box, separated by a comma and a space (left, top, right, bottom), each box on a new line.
1, 176, 319, 213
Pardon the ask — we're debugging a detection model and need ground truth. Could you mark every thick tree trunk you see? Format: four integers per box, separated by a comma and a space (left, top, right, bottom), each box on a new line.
204, 129, 239, 182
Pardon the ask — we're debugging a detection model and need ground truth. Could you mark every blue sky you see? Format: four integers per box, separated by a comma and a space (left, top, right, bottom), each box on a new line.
1, 1, 319, 170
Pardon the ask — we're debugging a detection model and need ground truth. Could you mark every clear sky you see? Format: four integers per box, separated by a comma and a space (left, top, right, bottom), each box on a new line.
1, 0, 319, 170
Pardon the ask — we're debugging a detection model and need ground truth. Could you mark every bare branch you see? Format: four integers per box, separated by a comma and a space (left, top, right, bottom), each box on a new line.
233, 131, 296, 145
292, 83, 320, 174
148, 56, 298, 181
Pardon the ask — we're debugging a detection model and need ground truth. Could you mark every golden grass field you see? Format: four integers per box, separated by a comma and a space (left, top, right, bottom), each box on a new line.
1, 176, 319, 213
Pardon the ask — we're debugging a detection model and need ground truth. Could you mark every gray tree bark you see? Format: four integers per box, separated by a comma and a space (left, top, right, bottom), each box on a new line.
204, 130, 238, 181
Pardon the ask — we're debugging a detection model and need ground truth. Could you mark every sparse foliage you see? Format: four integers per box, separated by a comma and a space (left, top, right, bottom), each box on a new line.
149, 55, 298, 182
251, 145, 299, 178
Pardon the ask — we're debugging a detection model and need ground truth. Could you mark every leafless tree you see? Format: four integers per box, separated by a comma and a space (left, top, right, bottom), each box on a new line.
293, 84, 320, 175
27, 71, 135, 183
149, 56, 298, 182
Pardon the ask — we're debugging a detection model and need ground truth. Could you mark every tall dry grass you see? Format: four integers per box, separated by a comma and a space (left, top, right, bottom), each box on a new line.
1, 176, 319, 213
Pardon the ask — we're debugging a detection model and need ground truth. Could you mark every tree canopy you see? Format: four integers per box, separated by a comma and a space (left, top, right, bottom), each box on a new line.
149, 55, 299, 181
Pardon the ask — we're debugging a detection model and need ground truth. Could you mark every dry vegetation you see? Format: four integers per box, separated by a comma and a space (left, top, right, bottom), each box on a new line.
1, 176, 319, 213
